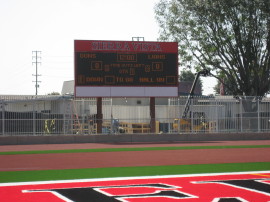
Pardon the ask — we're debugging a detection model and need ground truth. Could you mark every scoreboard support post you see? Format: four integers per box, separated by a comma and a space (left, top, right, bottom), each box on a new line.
150, 97, 156, 133
96, 97, 102, 134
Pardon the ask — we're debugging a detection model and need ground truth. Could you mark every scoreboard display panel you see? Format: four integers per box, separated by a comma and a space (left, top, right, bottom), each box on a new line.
74, 40, 178, 97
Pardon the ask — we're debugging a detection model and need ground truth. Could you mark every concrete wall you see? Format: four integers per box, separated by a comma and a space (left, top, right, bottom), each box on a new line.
1, 132, 270, 145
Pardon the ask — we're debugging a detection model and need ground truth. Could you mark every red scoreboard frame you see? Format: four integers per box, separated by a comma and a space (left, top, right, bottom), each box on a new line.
74, 40, 178, 97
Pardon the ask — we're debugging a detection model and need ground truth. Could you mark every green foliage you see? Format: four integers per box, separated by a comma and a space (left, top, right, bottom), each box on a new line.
179, 69, 203, 89
1, 145, 269, 155
214, 78, 235, 95
179, 70, 195, 82
155, 0, 270, 96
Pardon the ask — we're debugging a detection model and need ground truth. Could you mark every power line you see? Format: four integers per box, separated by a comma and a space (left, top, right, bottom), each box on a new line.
32, 51, 41, 95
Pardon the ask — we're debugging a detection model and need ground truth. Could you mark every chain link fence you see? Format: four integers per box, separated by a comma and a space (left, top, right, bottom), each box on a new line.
0, 95, 270, 135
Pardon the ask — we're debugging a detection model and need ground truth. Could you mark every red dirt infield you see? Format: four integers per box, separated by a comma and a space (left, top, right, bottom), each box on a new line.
0, 140, 270, 171
1, 140, 270, 152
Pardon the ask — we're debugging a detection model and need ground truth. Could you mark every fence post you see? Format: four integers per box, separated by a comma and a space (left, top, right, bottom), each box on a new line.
1, 101, 4, 135
258, 98, 260, 132
33, 101, 36, 135
215, 98, 219, 133
178, 98, 181, 133
110, 98, 113, 134
168, 98, 171, 133
240, 98, 243, 132
191, 98, 194, 133
63, 99, 67, 135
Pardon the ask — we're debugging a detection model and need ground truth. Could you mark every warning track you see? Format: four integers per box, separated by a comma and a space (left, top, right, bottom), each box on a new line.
0, 140, 270, 171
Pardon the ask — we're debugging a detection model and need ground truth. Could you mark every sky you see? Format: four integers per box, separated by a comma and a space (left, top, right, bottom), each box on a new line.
0, 0, 216, 96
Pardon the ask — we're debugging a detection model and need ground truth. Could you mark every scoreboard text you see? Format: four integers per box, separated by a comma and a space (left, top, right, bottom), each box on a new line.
74, 40, 178, 97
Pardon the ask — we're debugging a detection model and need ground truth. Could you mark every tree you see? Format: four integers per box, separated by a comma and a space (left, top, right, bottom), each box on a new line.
155, 0, 270, 96
179, 69, 202, 89
213, 71, 235, 95
179, 69, 195, 82
213, 79, 233, 95
179, 69, 202, 95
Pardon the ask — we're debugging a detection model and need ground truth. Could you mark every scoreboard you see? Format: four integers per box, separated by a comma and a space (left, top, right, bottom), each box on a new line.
74, 40, 178, 97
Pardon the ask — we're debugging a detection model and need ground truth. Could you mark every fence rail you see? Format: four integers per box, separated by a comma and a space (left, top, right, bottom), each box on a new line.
1, 96, 270, 135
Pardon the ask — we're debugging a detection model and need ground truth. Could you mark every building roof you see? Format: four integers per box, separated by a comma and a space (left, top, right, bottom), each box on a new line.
61, 80, 74, 95
178, 81, 202, 96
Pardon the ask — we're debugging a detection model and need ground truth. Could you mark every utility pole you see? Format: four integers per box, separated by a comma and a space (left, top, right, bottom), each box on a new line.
32, 51, 41, 96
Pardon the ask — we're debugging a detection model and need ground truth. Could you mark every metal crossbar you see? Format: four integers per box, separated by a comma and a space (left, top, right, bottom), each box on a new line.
0, 96, 269, 135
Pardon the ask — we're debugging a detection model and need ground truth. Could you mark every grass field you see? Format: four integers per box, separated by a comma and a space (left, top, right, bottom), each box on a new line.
0, 162, 270, 183
1, 144, 270, 155
0, 144, 269, 183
